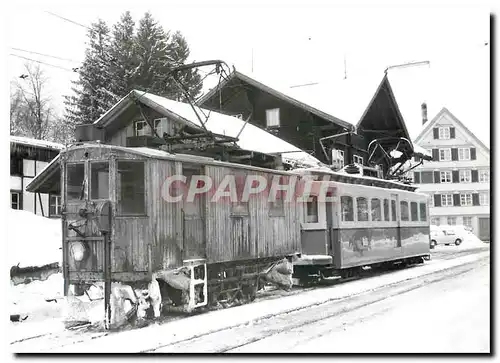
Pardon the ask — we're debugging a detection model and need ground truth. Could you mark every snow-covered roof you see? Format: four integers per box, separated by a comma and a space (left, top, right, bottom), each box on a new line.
95, 90, 323, 168
10, 136, 64, 151
413, 143, 432, 158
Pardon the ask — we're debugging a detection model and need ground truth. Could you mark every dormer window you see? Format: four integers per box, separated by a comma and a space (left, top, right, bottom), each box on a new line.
266, 108, 280, 128
154, 118, 170, 138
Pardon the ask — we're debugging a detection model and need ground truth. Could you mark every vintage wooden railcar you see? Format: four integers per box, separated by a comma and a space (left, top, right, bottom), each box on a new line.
294, 167, 431, 283
30, 143, 302, 326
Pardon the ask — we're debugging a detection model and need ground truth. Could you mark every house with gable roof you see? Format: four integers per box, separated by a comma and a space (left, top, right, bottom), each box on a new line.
410, 107, 490, 241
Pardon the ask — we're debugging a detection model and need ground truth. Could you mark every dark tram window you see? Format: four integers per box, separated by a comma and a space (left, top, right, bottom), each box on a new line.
357, 197, 369, 222
341, 196, 353, 222
90, 162, 109, 200
117, 161, 145, 215
391, 200, 397, 221
400, 201, 409, 221
383, 199, 390, 221
419, 202, 427, 221
410, 202, 419, 221
306, 196, 319, 223
371, 198, 381, 221
67, 163, 85, 200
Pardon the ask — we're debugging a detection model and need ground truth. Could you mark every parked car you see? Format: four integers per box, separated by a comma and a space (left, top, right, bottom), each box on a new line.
430, 225, 467, 247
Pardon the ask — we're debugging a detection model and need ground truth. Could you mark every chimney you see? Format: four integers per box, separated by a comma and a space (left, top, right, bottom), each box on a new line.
421, 102, 428, 125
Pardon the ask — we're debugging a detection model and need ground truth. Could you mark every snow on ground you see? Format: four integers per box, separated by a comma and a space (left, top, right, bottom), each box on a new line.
44, 250, 488, 353
8, 209, 62, 269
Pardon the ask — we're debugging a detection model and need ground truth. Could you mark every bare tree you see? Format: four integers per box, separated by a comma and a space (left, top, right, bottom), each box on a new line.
11, 63, 54, 140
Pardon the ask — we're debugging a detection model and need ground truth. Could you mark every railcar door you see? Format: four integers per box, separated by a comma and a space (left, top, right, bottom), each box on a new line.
182, 164, 207, 260
391, 193, 402, 248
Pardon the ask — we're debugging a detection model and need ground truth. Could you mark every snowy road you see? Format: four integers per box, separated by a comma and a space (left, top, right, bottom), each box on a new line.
11, 243, 490, 353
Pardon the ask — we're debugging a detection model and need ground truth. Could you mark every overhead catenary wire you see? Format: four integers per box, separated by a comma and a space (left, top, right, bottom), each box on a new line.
11, 47, 81, 64
9, 53, 76, 72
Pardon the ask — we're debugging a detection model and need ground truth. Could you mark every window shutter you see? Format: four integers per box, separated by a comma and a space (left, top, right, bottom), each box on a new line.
414, 172, 421, 184
471, 170, 478, 183
451, 148, 458, 161
450, 127, 455, 139
470, 148, 476, 160
452, 170, 459, 183
434, 194, 441, 207
472, 193, 480, 206
432, 149, 439, 161
433, 128, 439, 139
433, 171, 440, 184
453, 194, 460, 206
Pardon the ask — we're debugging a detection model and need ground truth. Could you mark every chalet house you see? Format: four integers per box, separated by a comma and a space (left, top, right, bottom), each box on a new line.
410, 107, 490, 241
197, 70, 429, 177
10, 136, 62, 217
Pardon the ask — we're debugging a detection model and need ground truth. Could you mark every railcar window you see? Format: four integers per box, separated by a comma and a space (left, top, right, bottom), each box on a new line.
420, 202, 427, 221
391, 200, 397, 221
67, 163, 85, 200
341, 196, 353, 222
383, 199, 390, 221
117, 161, 145, 215
306, 196, 319, 223
357, 197, 369, 222
90, 162, 109, 199
410, 202, 419, 221
400, 201, 409, 221
371, 198, 381, 221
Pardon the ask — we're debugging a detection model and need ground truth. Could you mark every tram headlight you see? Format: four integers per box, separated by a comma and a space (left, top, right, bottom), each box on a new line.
70, 242, 87, 262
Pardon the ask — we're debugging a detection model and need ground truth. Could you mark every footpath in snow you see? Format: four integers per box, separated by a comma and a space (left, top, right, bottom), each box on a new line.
38, 249, 489, 353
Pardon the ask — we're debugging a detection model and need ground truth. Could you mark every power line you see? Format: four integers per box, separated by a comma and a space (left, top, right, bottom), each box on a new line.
9, 54, 76, 72
11, 47, 81, 63
44, 11, 91, 30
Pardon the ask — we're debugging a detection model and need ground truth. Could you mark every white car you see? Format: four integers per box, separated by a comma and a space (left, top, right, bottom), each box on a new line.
430, 225, 467, 247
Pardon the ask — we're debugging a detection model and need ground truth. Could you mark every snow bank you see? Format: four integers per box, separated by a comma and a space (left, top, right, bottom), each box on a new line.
8, 209, 62, 269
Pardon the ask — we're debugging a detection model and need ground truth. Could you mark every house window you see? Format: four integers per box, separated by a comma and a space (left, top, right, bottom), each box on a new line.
371, 198, 382, 222
419, 203, 427, 221
439, 148, 451, 161
479, 192, 489, 206
135, 120, 151, 136
154, 118, 169, 138
400, 201, 409, 221
440, 171, 452, 183
67, 163, 85, 201
341, 196, 354, 222
332, 149, 345, 169
90, 162, 110, 200
447, 217, 457, 225
356, 197, 369, 222
383, 199, 390, 221
49, 195, 61, 216
353, 155, 363, 165
458, 148, 471, 161
460, 193, 473, 206
479, 170, 489, 183
266, 108, 280, 127
11, 192, 20, 209
441, 194, 453, 207
306, 196, 319, 223
439, 127, 450, 139
431, 217, 440, 226
462, 216, 473, 227
459, 170, 471, 183
117, 161, 145, 215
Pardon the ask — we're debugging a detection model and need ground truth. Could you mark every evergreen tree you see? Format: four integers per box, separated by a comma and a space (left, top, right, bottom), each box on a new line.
108, 11, 137, 98
64, 19, 117, 125
167, 31, 203, 101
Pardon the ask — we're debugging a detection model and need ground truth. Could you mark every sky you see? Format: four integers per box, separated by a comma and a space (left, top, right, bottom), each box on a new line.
4, 0, 492, 146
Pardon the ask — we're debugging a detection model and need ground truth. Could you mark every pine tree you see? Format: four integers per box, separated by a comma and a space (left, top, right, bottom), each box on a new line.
64, 19, 117, 125
166, 31, 202, 101
108, 11, 137, 98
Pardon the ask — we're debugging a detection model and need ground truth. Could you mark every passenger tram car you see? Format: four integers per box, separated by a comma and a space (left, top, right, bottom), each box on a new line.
293, 165, 431, 285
